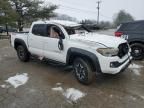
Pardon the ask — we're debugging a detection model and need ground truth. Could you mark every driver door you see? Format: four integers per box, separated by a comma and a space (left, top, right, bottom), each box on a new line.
43, 25, 66, 63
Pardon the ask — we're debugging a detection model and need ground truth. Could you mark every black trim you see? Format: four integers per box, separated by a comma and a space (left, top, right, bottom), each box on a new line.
66, 48, 102, 73
14, 38, 28, 51
110, 56, 130, 68
119, 60, 131, 73
129, 39, 144, 44
43, 58, 66, 66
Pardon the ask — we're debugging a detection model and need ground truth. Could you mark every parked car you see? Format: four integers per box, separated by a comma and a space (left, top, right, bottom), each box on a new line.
115, 20, 144, 60
10, 20, 132, 85
0, 26, 4, 33
0, 26, 17, 33
3, 27, 17, 33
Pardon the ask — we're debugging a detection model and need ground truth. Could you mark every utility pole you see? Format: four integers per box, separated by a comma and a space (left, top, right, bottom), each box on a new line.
97, 1, 101, 25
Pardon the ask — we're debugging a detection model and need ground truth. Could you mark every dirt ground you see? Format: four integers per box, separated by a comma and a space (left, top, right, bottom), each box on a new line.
0, 39, 144, 108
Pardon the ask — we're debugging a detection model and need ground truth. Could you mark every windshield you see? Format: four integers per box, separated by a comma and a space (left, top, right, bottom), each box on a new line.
64, 25, 90, 35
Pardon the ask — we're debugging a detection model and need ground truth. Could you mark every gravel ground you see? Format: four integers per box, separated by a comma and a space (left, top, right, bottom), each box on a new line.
0, 39, 144, 108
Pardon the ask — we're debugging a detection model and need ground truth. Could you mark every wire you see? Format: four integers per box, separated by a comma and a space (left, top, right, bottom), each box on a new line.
59, 0, 79, 6
100, 13, 113, 19
60, 5, 97, 14
60, 5, 112, 19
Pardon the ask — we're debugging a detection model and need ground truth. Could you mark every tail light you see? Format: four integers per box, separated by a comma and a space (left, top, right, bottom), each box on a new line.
115, 32, 123, 37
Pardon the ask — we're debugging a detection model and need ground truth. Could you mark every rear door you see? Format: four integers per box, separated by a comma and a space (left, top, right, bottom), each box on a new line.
28, 24, 48, 56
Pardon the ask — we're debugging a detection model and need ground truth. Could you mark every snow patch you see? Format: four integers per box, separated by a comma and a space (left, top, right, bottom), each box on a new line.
140, 96, 144, 100
0, 84, 10, 89
132, 69, 141, 76
128, 64, 143, 69
63, 88, 86, 102
4, 54, 8, 57
56, 83, 62, 86
1, 47, 9, 50
52, 84, 86, 103
5, 73, 29, 88
109, 94, 113, 98
52, 87, 63, 92
128, 63, 143, 76
131, 97, 136, 101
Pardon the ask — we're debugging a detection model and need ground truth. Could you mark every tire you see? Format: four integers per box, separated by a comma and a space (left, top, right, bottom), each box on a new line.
16, 45, 30, 62
130, 43, 144, 60
73, 58, 94, 85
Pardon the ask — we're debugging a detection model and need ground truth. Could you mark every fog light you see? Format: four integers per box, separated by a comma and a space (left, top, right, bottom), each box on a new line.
110, 62, 120, 68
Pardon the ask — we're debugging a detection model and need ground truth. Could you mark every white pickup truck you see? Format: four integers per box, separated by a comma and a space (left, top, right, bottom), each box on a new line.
11, 20, 132, 84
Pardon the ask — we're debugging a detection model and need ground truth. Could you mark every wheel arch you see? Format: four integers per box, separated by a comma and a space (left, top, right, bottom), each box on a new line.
66, 48, 101, 73
14, 38, 28, 51
129, 39, 144, 45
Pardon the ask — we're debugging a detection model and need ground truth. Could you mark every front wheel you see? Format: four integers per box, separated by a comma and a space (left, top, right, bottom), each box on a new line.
73, 58, 94, 85
16, 45, 30, 62
130, 43, 144, 60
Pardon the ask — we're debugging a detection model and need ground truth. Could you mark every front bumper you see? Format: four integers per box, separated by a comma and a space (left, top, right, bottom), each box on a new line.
98, 53, 132, 74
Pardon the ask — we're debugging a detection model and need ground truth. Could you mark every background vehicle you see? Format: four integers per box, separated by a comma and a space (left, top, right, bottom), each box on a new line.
0, 26, 4, 33
11, 20, 132, 85
115, 20, 144, 60
3, 27, 17, 33
0, 26, 17, 33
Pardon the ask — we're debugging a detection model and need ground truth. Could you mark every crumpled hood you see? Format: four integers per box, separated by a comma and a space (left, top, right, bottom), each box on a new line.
70, 33, 126, 48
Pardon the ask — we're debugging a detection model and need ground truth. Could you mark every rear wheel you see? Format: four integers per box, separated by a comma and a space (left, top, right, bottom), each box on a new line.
16, 45, 30, 62
73, 58, 94, 85
130, 43, 144, 60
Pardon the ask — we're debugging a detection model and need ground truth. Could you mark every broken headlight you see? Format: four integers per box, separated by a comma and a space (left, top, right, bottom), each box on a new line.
97, 48, 119, 57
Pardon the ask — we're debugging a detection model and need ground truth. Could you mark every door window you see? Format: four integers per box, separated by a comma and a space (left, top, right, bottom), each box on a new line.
32, 24, 48, 36
48, 25, 65, 39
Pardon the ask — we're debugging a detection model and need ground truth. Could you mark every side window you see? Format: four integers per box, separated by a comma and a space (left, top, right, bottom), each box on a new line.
32, 24, 48, 37
48, 25, 65, 39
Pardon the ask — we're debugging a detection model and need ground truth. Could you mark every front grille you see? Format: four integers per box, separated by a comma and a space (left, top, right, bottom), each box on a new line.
118, 43, 129, 58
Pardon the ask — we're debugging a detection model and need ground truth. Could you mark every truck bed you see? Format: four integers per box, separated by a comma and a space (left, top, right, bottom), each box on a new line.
11, 32, 29, 48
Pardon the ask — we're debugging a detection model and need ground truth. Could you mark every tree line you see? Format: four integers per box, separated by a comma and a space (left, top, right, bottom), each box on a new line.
80, 10, 135, 29
0, 0, 135, 31
0, 0, 57, 31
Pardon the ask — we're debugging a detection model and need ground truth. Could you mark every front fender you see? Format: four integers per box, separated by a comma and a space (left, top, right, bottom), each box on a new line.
66, 47, 102, 73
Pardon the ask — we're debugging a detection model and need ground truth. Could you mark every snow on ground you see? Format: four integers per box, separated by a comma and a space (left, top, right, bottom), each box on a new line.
140, 96, 144, 100
63, 88, 86, 102
52, 84, 86, 103
132, 69, 141, 76
4, 54, 8, 57
130, 96, 137, 101
1, 47, 9, 50
52, 87, 63, 92
128, 63, 143, 76
128, 63, 143, 69
5, 73, 29, 88
0, 84, 10, 89
56, 83, 62, 86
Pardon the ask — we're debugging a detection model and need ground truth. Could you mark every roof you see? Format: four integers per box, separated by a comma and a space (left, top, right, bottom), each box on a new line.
121, 20, 144, 24
33, 20, 81, 27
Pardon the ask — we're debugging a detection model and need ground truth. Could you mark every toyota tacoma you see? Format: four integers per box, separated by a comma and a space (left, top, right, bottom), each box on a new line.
11, 20, 132, 84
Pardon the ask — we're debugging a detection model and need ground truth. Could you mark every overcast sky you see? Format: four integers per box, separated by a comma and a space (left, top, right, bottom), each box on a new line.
45, 0, 144, 22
